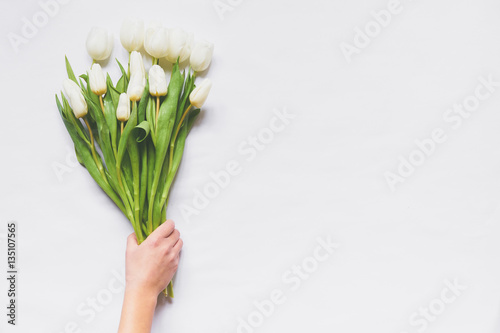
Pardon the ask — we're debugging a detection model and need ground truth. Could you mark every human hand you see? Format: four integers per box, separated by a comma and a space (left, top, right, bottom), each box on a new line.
125, 220, 183, 297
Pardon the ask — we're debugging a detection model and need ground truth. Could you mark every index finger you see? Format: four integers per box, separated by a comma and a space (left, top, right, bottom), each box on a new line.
151, 219, 175, 239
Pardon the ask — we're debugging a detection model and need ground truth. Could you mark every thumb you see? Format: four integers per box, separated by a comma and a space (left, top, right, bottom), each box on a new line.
127, 232, 138, 249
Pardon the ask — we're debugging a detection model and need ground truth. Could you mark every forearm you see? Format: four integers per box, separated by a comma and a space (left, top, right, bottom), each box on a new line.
118, 287, 157, 333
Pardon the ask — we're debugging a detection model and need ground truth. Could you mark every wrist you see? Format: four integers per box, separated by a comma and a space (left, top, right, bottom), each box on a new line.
125, 285, 158, 307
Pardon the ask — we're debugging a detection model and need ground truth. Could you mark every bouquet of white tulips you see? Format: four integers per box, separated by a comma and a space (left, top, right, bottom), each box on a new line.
56, 19, 214, 297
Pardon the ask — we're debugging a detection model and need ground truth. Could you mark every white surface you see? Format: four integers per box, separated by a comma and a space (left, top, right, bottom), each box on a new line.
1, 0, 500, 332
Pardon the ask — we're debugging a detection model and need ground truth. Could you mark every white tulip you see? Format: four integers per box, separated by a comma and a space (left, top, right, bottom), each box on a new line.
144, 22, 169, 59
88, 63, 107, 96
149, 65, 168, 97
165, 28, 191, 63
62, 79, 88, 118
129, 51, 145, 78
120, 18, 144, 52
116, 93, 131, 121
190, 41, 214, 72
127, 51, 146, 101
189, 79, 212, 108
86, 27, 113, 61
179, 32, 193, 63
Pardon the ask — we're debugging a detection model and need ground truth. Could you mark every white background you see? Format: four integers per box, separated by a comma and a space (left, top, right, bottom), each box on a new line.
1, 0, 500, 332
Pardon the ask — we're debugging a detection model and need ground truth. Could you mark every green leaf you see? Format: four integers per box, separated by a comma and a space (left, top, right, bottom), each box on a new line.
132, 121, 150, 143
139, 143, 148, 225
117, 102, 138, 169
61, 94, 90, 145
116, 76, 126, 94
145, 96, 156, 145
116, 59, 128, 78
107, 74, 120, 108
147, 141, 155, 203
138, 80, 150, 123
153, 150, 170, 229
116, 101, 140, 219
56, 96, 126, 216
55, 94, 65, 118
176, 71, 195, 127
154, 107, 200, 228
115, 59, 129, 93
148, 61, 184, 232
103, 92, 118, 157
81, 74, 100, 120
165, 120, 189, 202
126, 110, 142, 240
121, 152, 135, 206
187, 108, 200, 131
75, 146, 85, 167
81, 87, 131, 216
65, 56, 77, 83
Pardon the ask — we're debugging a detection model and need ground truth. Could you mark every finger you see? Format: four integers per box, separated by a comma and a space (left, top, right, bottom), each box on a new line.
152, 220, 175, 239
173, 238, 183, 254
165, 229, 180, 247
127, 232, 138, 248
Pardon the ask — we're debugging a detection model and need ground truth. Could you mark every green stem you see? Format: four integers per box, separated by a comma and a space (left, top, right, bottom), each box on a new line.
155, 96, 160, 126
99, 95, 105, 114
115, 103, 142, 241
147, 189, 156, 235
131, 103, 141, 240
165, 281, 174, 297
168, 104, 191, 173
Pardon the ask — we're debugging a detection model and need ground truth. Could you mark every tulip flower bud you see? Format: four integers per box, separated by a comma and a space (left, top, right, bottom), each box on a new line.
179, 32, 194, 63
128, 74, 146, 102
86, 27, 113, 61
88, 63, 107, 96
190, 41, 214, 72
127, 51, 146, 101
120, 18, 144, 52
129, 51, 145, 78
189, 79, 212, 108
117, 93, 131, 121
165, 28, 191, 63
62, 79, 88, 118
144, 22, 169, 59
149, 65, 168, 97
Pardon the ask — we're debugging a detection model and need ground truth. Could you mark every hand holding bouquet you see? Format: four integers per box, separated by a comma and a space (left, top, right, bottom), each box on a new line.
56, 19, 214, 296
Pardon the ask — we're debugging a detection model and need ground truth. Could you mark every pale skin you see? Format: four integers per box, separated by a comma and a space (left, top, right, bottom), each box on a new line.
118, 220, 183, 333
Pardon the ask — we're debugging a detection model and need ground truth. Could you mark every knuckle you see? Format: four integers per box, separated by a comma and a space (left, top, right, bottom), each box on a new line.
164, 219, 175, 229
168, 252, 177, 261
162, 246, 172, 256
149, 236, 161, 248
